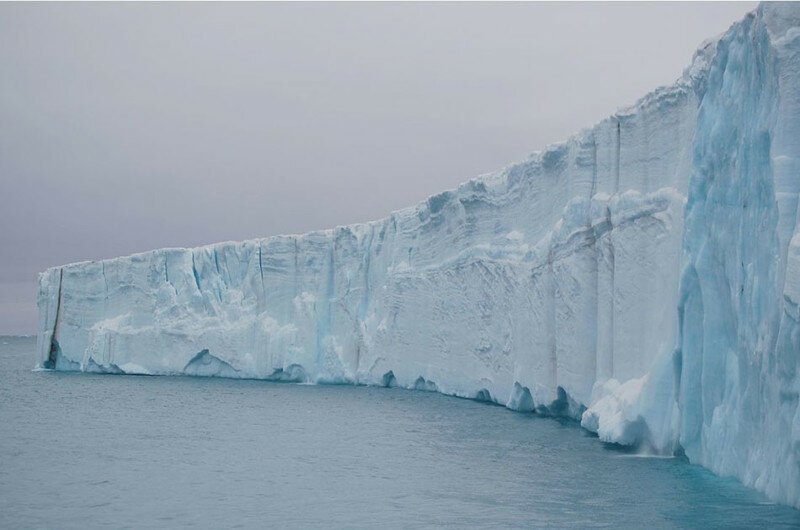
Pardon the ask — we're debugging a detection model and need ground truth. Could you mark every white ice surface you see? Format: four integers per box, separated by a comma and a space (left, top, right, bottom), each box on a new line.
36, 3, 800, 509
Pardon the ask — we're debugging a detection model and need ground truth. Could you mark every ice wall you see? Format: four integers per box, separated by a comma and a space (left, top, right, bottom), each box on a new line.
583, 4, 800, 508
36, 3, 800, 508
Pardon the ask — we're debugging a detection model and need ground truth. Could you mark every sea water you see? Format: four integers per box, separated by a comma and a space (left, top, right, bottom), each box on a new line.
1, 336, 798, 528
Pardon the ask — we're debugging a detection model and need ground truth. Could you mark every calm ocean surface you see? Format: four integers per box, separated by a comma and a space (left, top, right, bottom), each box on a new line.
1, 336, 798, 529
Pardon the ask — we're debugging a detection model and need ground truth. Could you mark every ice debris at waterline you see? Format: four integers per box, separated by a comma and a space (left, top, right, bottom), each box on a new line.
35, 3, 800, 509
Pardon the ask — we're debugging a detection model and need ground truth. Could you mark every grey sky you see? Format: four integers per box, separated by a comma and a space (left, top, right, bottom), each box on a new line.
0, 2, 756, 335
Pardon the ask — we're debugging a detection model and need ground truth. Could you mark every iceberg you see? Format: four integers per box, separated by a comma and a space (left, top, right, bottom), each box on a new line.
35, 3, 800, 508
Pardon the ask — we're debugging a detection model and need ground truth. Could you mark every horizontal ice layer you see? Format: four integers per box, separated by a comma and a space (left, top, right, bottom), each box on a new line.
36, 2, 800, 509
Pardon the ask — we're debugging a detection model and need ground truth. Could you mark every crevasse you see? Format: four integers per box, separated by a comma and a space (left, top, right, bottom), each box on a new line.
35, 3, 800, 508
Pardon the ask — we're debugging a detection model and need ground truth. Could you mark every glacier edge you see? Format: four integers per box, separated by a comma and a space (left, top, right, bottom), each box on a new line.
36, 3, 800, 509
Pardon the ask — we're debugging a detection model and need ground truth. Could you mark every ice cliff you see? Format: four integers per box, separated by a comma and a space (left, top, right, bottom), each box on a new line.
36, 3, 800, 508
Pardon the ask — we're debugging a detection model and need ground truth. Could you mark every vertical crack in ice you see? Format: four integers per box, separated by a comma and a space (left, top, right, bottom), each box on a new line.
546, 248, 558, 397
590, 134, 598, 199
315, 233, 336, 368
615, 119, 622, 193
607, 206, 616, 378
101, 260, 109, 299
45, 267, 64, 369
359, 225, 374, 322
355, 226, 375, 376
213, 247, 221, 276
257, 242, 265, 290
190, 251, 202, 292
293, 236, 299, 298
586, 211, 599, 386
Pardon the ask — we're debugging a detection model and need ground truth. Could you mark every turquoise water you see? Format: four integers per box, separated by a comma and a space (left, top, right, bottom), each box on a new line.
1, 336, 798, 529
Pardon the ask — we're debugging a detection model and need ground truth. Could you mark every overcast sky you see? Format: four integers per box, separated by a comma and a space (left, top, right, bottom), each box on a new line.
1, 2, 756, 335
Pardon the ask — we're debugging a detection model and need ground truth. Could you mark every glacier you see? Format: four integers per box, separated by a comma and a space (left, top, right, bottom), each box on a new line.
35, 3, 800, 509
